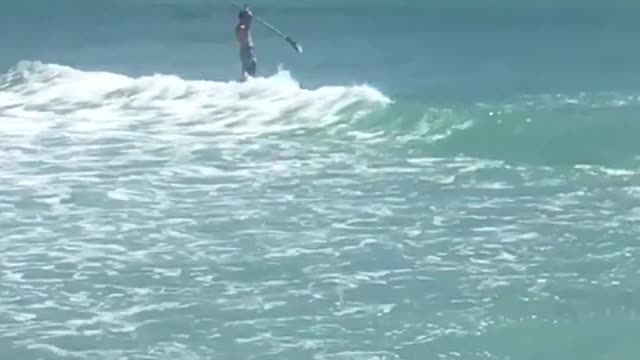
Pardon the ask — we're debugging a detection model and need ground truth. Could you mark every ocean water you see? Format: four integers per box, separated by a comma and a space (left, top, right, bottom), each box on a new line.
1, 1, 640, 359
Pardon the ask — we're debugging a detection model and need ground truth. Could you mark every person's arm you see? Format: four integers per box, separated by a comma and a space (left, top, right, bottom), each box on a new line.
242, 8, 253, 28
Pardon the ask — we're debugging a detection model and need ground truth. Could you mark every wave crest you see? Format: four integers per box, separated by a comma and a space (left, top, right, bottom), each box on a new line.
0, 60, 391, 135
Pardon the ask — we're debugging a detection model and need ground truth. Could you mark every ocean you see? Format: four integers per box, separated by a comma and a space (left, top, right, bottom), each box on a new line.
1, 1, 639, 359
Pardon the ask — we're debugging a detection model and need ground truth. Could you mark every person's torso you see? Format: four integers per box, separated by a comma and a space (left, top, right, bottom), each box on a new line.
235, 24, 253, 49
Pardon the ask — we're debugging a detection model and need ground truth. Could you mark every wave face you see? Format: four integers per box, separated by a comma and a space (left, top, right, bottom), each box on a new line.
364, 95, 640, 167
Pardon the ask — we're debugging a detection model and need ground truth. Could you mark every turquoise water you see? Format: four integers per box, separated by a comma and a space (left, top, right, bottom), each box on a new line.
1, 1, 640, 359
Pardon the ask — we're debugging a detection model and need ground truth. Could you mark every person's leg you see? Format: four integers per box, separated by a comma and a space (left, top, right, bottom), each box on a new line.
246, 58, 256, 77
240, 47, 257, 78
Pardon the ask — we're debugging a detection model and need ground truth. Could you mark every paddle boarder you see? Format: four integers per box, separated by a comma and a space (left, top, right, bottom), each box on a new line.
236, 6, 257, 79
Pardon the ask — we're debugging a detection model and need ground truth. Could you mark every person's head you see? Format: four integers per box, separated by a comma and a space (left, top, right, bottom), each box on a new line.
238, 8, 252, 25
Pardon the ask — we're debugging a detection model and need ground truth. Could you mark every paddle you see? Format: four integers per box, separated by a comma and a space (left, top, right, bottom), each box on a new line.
233, 3, 303, 54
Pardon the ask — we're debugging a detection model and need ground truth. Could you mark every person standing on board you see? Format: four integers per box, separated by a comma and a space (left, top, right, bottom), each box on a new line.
236, 7, 256, 80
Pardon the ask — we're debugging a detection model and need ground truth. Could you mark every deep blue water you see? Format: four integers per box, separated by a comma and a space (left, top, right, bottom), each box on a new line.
2, 1, 640, 101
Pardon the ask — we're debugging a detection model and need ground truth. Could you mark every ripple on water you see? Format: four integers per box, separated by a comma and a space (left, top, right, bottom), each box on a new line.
1, 116, 640, 359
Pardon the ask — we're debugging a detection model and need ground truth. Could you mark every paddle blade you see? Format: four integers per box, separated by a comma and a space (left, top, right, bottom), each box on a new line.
285, 36, 303, 53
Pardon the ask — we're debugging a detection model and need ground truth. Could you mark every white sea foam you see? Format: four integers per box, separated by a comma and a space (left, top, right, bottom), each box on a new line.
0, 60, 391, 145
